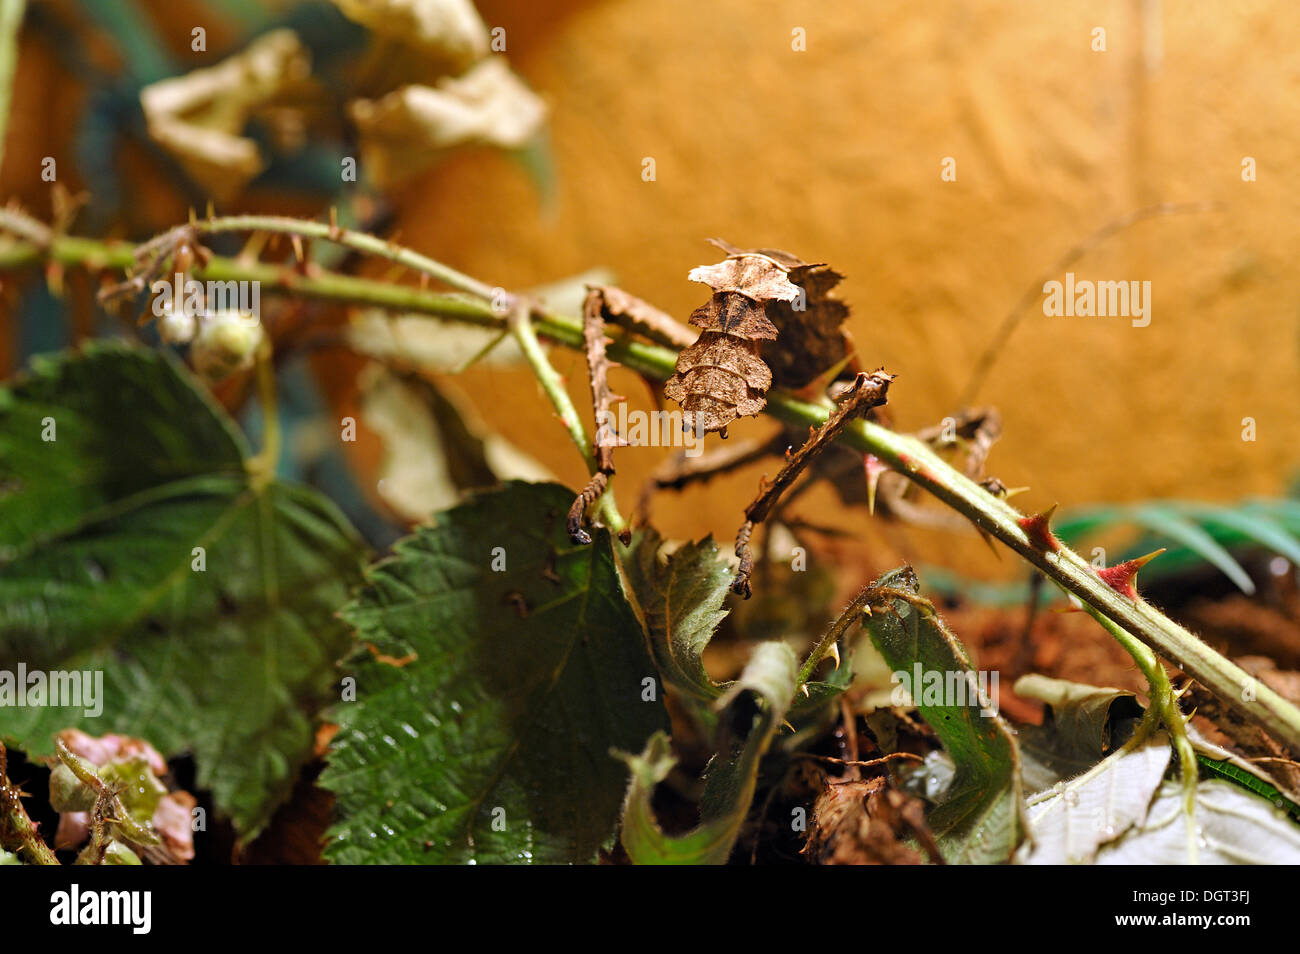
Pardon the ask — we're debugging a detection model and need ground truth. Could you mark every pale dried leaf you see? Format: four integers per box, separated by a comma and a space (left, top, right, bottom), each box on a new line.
348, 311, 525, 370
332, 0, 488, 68
349, 58, 546, 187
361, 366, 551, 522
140, 30, 313, 200
1018, 733, 1171, 864
1096, 779, 1300, 864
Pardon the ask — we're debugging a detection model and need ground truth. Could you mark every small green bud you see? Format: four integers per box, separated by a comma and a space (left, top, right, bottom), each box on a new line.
102, 840, 142, 865
192, 311, 264, 380
157, 305, 197, 345
49, 762, 96, 813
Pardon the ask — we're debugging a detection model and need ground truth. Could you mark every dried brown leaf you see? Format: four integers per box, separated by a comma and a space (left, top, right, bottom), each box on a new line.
803, 773, 940, 865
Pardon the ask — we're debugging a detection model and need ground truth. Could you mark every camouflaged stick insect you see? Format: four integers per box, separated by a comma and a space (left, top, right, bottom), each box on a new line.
732, 369, 894, 598
566, 289, 623, 544
706, 238, 860, 393
567, 285, 701, 543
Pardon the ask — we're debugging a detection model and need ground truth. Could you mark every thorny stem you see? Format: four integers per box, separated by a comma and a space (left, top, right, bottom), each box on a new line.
0, 741, 59, 865
1086, 608, 1200, 861
1086, 609, 1199, 797
3, 216, 1300, 753
798, 585, 876, 686
138, 214, 504, 302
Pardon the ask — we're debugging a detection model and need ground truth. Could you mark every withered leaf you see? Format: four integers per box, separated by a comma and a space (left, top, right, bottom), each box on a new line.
349, 58, 546, 188
803, 773, 940, 865
139, 30, 314, 200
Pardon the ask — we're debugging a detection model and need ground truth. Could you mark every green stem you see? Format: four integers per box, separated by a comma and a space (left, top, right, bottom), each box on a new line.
0, 0, 24, 174
507, 304, 625, 534
799, 585, 873, 685
246, 336, 280, 491
140, 215, 503, 302
0, 742, 58, 865
3, 221, 1298, 752
1087, 607, 1199, 860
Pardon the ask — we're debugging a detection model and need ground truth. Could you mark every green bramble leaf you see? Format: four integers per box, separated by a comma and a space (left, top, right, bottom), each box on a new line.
321, 481, 669, 864
0, 343, 368, 839
863, 567, 1026, 864
616, 529, 732, 702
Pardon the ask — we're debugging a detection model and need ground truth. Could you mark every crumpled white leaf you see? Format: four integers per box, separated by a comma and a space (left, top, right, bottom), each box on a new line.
140, 30, 313, 200
1017, 733, 1171, 864
360, 366, 551, 522
1095, 779, 1300, 865
1019, 729, 1300, 864
349, 58, 546, 187
332, 0, 488, 68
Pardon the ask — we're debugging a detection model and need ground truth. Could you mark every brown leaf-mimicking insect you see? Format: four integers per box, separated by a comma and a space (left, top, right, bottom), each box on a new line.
663, 247, 804, 435
706, 238, 855, 392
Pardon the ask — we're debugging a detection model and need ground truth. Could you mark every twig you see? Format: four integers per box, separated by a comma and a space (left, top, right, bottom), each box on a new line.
0, 741, 58, 865
134, 214, 502, 303
794, 752, 923, 768
959, 201, 1221, 405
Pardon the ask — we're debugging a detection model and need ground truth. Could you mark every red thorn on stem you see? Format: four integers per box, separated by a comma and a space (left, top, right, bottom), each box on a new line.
1017, 505, 1061, 551
864, 454, 888, 516
1095, 549, 1165, 600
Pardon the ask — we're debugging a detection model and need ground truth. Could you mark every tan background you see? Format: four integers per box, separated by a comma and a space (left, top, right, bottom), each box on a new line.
3, 0, 1298, 583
